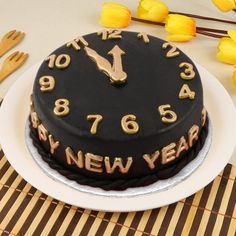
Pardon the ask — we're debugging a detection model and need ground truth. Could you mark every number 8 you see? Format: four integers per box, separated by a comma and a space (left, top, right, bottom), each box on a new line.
53, 99, 70, 117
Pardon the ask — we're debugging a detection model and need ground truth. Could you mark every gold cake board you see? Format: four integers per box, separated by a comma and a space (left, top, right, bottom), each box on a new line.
0, 150, 235, 236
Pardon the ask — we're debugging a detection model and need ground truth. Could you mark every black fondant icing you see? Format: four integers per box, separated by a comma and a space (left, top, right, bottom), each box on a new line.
31, 31, 207, 189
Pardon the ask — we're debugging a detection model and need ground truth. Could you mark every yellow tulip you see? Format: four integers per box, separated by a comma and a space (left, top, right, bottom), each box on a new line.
233, 70, 236, 86
217, 30, 236, 65
211, 0, 236, 12
136, 0, 169, 23
99, 2, 131, 28
165, 14, 196, 42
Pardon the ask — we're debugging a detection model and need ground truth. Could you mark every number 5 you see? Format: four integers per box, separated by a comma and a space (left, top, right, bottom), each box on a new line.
158, 104, 177, 124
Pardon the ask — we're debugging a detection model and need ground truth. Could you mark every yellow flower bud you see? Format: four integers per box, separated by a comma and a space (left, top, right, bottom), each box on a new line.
233, 70, 236, 86
136, 0, 169, 23
99, 2, 131, 28
165, 14, 196, 42
217, 30, 236, 65
211, 0, 236, 12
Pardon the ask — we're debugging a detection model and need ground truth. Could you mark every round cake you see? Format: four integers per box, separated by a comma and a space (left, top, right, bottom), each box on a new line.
29, 30, 209, 190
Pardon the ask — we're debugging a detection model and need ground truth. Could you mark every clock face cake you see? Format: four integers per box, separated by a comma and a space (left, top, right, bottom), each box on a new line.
29, 30, 209, 191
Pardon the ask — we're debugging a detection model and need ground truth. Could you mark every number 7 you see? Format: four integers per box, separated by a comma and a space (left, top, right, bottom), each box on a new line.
87, 115, 103, 134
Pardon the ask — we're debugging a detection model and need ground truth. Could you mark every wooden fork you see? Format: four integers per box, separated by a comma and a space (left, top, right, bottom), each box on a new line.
0, 30, 25, 57
0, 51, 28, 82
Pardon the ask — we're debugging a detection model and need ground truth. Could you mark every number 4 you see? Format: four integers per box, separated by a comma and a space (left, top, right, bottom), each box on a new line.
179, 84, 195, 100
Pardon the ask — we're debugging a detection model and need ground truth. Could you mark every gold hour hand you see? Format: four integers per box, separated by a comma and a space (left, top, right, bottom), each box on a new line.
84, 45, 127, 84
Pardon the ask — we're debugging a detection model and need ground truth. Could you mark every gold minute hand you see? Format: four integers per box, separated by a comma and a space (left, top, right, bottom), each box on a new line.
84, 45, 127, 84
108, 45, 127, 84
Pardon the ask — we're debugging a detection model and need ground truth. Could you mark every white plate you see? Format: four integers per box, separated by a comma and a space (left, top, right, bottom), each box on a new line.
0, 62, 236, 212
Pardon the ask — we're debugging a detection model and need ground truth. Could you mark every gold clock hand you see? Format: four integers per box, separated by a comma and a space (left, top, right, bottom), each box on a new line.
108, 45, 127, 84
84, 45, 127, 84
84, 46, 112, 76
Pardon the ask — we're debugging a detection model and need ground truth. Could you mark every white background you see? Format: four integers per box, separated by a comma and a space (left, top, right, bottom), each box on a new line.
0, 0, 236, 164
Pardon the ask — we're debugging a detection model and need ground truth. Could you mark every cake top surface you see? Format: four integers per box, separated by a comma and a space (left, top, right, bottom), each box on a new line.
33, 30, 203, 141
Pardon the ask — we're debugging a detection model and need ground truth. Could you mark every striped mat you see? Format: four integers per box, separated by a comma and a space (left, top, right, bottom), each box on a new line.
0, 149, 235, 236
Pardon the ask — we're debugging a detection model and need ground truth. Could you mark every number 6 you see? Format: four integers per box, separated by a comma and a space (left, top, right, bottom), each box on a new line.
121, 115, 139, 134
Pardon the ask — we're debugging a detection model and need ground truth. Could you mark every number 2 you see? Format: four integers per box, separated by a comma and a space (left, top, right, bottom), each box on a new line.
162, 42, 180, 58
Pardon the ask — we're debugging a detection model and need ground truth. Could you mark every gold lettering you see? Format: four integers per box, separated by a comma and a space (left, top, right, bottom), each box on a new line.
48, 135, 60, 154
104, 157, 133, 174
143, 151, 160, 169
137, 32, 150, 43
188, 125, 199, 147
179, 84, 195, 100
37, 124, 48, 141
201, 108, 207, 127
161, 143, 176, 164
176, 136, 189, 158
179, 62, 195, 80
66, 36, 88, 50
97, 29, 122, 40
30, 94, 34, 112
85, 153, 103, 173
65, 147, 84, 168
162, 42, 180, 58
31, 111, 40, 129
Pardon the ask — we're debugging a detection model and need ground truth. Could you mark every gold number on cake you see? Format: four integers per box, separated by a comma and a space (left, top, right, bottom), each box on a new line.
87, 115, 103, 134
121, 115, 139, 134
179, 62, 195, 80
66, 36, 89, 50
201, 107, 207, 126
39, 76, 55, 92
162, 42, 180, 58
137, 32, 150, 43
45, 54, 71, 69
45, 54, 56, 68
158, 105, 177, 124
179, 84, 195, 100
53, 99, 70, 117
97, 29, 122, 40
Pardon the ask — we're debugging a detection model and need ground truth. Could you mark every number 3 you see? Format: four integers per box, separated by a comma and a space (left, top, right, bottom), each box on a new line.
179, 62, 195, 80
158, 104, 177, 124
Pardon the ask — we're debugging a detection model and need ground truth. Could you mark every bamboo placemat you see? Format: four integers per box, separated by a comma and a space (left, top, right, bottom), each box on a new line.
0, 149, 235, 236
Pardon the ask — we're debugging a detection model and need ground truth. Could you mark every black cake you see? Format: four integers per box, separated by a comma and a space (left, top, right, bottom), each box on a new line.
29, 30, 208, 190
